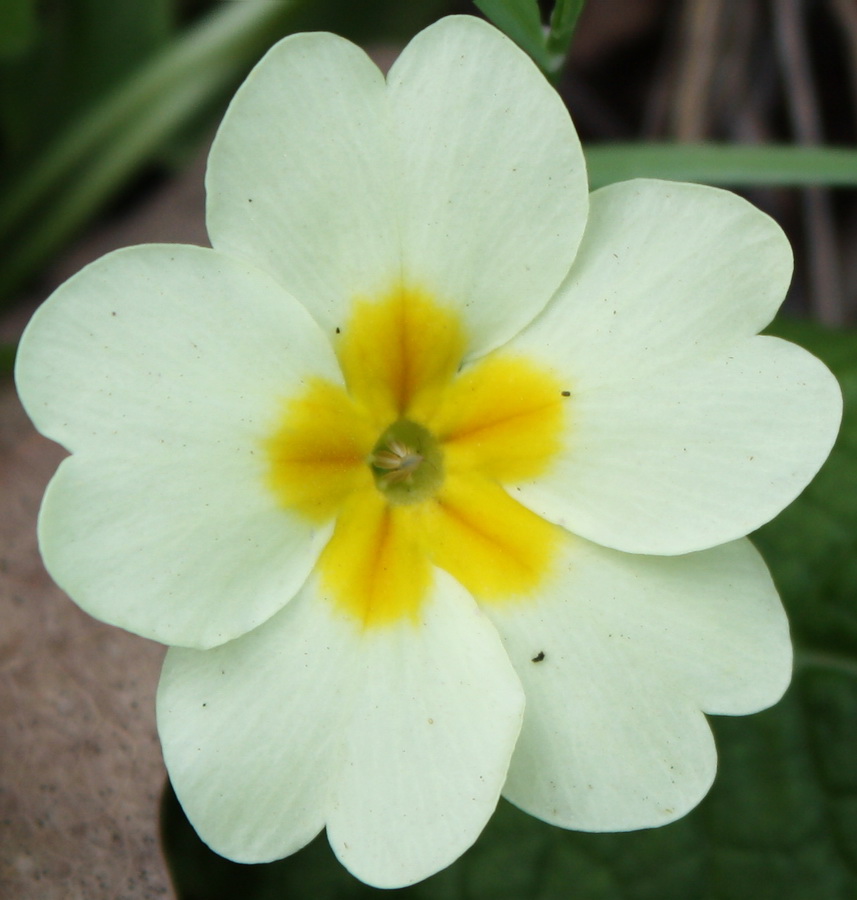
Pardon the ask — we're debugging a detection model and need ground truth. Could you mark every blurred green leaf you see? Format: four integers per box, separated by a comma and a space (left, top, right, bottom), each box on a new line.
0, 0, 306, 304
0, 341, 16, 376
546, 0, 584, 58
472, 0, 583, 79
163, 321, 857, 900
586, 144, 857, 190
0, 0, 174, 162
0, 0, 37, 60
472, 0, 553, 73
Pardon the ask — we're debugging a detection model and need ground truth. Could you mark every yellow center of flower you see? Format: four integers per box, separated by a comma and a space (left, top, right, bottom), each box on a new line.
265, 286, 567, 627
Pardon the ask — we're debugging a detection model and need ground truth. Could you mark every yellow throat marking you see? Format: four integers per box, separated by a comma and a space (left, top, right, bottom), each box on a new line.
265, 286, 567, 627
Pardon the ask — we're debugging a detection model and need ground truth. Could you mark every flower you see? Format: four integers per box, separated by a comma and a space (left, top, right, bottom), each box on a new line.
15, 15, 841, 890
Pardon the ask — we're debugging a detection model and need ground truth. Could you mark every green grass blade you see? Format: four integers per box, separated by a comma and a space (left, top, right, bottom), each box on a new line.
0, 0, 302, 301
586, 143, 857, 190
546, 0, 585, 58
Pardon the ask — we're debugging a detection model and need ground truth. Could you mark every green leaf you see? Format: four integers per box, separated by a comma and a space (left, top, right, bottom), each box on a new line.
0, 341, 16, 376
163, 317, 857, 900
0, 0, 37, 60
546, 0, 585, 58
472, 0, 553, 73
586, 143, 857, 190
0, 0, 306, 305
0, 0, 173, 163
472, 0, 583, 78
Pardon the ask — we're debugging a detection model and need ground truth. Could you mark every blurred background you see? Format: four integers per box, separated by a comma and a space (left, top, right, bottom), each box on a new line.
2, 2, 856, 899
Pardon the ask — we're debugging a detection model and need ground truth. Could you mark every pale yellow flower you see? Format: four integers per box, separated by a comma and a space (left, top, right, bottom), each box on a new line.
16, 16, 841, 888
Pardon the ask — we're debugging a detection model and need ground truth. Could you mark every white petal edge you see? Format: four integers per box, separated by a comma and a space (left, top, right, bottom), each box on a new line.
16, 245, 342, 647
513, 335, 842, 555
485, 534, 791, 832
386, 16, 588, 356
327, 568, 524, 888
157, 586, 362, 862
510, 179, 795, 391
205, 32, 399, 334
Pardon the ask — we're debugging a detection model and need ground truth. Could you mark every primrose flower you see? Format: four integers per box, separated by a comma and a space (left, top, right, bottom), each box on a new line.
16, 15, 841, 890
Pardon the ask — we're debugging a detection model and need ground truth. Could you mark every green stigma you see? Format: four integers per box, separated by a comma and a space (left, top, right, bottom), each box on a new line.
369, 419, 443, 505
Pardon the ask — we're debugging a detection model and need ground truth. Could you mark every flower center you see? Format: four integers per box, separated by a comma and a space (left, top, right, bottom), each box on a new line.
263, 285, 568, 627
369, 419, 443, 504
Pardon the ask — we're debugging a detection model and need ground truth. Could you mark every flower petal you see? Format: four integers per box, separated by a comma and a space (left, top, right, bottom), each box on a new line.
16, 245, 341, 647
513, 335, 841, 554
387, 16, 588, 355
16, 244, 343, 452
327, 569, 524, 888
510, 179, 795, 390
427, 351, 565, 483
38, 450, 331, 648
160, 568, 525, 889
485, 535, 790, 831
317, 487, 434, 627
207, 18, 587, 353
205, 32, 398, 333
157, 587, 361, 862
419, 473, 560, 601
